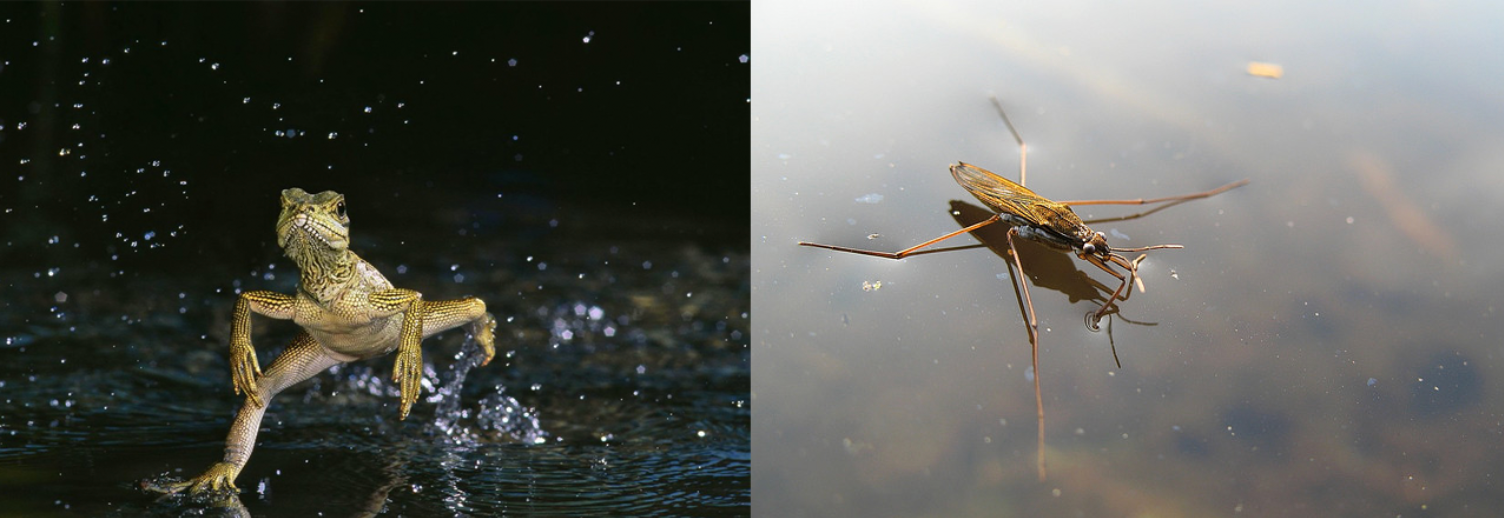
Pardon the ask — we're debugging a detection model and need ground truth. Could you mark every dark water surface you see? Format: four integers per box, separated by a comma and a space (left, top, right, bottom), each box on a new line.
755, 1, 1504, 517
2, 3, 748, 516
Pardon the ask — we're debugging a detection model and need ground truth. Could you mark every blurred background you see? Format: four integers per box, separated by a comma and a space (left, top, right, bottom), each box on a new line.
1, 3, 748, 516
753, 0, 1503, 516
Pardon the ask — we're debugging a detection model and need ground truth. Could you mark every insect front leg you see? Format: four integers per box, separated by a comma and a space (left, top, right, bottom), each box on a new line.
1082, 255, 1135, 330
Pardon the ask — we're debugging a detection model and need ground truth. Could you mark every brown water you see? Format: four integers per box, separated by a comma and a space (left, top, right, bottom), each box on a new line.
753, 1, 1504, 516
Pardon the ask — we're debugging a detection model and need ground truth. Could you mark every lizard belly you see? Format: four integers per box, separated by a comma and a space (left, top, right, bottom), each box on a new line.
303, 316, 403, 361
293, 295, 405, 361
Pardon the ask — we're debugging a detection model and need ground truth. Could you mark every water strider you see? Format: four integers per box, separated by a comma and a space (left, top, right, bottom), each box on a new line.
799, 98, 1248, 480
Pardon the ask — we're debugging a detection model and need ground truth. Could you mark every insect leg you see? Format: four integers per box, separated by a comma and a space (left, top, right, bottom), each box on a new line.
798, 214, 1002, 259
1058, 179, 1248, 207
1083, 255, 1135, 329
1005, 226, 1047, 481
988, 96, 1028, 187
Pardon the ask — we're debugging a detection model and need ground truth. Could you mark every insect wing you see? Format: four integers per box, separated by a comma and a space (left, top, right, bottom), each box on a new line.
949, 162, 1050, 227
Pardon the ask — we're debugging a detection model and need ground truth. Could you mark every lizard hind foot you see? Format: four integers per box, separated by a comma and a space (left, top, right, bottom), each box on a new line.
140, 462, 242, 496
474, 312, 498, 366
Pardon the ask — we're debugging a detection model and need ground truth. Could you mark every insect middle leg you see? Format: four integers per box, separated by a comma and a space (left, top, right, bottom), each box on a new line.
1003, 226, 1048, 482
797, 214, 1003, 259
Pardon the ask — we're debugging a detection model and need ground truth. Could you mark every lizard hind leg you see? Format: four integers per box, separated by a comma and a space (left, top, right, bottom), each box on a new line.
420, 297, 496, 366
151, 332, 341, 495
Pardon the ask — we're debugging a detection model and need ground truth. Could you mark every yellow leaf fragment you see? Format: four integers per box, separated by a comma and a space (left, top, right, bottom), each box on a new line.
1247, 61, 1283, 79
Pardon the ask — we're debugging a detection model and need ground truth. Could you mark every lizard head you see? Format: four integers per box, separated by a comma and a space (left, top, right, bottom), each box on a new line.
276, 188, 351, 261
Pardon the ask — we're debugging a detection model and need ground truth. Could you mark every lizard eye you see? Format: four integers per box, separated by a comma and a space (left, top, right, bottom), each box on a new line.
335, 200, 347, 219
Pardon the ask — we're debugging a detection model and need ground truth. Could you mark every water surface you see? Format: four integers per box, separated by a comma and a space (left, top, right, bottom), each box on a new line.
753, 1, 1504, 516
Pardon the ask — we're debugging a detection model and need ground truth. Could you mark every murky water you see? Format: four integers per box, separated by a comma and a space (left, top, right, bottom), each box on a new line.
1, 3, 748, 516
754, 1, 1504, 516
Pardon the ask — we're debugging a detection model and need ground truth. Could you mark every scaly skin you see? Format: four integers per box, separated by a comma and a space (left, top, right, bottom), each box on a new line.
152, 188, 498, 495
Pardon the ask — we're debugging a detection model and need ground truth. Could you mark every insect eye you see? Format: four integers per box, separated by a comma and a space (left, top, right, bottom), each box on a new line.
1081, 243, 1096, 254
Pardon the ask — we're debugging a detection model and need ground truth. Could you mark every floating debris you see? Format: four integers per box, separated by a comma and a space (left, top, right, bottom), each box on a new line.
853, 193, 884, 204
1247, 61, 1283, 79
861, 280, 882, 292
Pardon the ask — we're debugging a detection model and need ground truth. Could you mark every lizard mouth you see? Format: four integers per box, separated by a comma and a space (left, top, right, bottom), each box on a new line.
280, 212, 349, 252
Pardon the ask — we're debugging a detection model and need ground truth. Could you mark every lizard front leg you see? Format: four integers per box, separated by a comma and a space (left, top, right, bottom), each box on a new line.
158, 332, 342, 494
420, 297, 497, 366
370, 289, 426, 419
230, 291, 296, 408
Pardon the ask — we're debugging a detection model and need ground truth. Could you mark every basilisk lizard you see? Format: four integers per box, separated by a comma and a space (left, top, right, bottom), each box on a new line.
150, 188, 497, 494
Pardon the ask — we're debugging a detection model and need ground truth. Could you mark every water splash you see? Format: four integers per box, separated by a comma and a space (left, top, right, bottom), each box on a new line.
428, 336, 547, 446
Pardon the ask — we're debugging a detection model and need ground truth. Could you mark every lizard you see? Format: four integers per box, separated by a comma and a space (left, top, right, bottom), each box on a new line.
149, 187, 497, 495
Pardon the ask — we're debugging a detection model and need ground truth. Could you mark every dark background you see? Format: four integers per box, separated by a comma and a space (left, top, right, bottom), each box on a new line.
0, 3, 749, 516
1, 2, 749, 273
